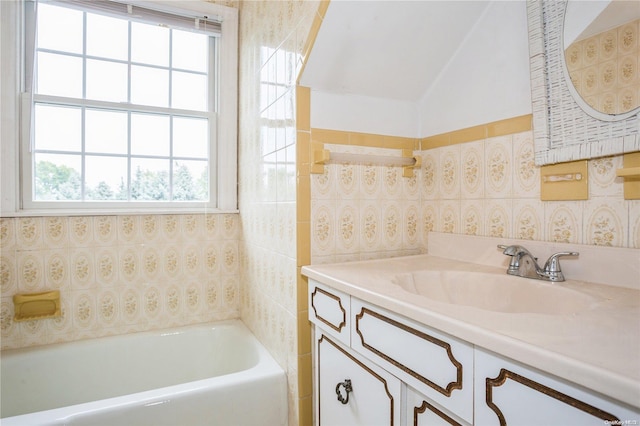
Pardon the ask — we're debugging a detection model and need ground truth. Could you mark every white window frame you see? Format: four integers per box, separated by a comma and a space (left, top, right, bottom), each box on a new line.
0, 0, 238, 216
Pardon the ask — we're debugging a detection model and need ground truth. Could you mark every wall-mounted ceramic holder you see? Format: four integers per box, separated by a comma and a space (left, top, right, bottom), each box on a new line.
616, 152, 640, 200
540, 160, 588, 201
401, 149, 421, 178
13, 290, 61, 322
311, 143, 421, 177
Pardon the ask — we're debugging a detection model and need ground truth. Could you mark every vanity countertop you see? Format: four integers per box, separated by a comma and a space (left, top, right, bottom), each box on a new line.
302, 234, 640, 409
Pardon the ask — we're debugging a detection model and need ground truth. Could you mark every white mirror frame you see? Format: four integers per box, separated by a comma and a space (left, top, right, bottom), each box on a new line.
527, 0, 640, 166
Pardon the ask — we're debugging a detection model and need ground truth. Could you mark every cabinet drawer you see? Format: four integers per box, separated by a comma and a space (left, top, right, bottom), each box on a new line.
316, 332, 402, 426
405, 387, 470, 426
351, 299, 474, 424
475, 348, 640, 426
309, 280, 351, 346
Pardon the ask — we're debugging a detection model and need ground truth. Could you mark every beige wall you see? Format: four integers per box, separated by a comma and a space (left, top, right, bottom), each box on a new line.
236, 2, 324, 425
0, 214, 241, 349
419, 137, 639, 248
307, 129, 422, 263
307, 120, 640, 268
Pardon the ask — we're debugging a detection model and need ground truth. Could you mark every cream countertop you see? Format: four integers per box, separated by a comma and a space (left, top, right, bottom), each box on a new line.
302, 235, 640, 409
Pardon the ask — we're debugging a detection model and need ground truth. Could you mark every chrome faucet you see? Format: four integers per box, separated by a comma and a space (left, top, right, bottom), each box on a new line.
498, 245, 579, 282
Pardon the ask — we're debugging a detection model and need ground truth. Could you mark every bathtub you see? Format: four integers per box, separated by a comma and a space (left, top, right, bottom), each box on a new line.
1, 320, 287, 426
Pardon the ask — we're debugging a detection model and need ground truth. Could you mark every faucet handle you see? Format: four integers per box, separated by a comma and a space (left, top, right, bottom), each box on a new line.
497, 245, 531, 273
497, 245, 518, 267
498, 244, 537, 259
498, 244, 527, 256
542, 251, 579, 281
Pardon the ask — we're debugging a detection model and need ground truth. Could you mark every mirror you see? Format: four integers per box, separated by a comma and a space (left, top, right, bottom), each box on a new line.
563, 1, 640, 117
527, 1, 640, 166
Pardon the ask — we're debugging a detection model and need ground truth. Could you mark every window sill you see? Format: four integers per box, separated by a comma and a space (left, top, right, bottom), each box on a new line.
1, 207, 239, 218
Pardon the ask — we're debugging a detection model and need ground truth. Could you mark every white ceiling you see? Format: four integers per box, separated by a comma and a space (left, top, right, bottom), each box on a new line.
300, 0, 491, 102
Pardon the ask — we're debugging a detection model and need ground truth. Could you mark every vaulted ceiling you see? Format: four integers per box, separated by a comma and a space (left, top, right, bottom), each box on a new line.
300, 1, 491, 102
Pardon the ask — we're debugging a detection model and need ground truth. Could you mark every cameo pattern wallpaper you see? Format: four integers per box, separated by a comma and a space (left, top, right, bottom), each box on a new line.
1, 214, 240, 348
310, 130, 640, 266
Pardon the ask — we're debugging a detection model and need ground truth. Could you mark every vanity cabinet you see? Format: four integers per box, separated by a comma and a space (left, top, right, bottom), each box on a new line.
308, 279, 640, 425
309, 280, 470, 426
474, 348, 639, 426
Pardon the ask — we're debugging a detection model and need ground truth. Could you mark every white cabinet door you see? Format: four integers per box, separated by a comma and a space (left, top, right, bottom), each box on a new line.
474, 348, 640, 426
317, 333, 402, 426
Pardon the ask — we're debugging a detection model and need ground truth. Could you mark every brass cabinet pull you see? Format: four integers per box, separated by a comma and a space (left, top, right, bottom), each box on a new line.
335, 379, 352, 404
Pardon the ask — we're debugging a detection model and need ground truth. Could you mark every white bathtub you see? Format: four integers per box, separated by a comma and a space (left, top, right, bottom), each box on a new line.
1, 320, 287, 426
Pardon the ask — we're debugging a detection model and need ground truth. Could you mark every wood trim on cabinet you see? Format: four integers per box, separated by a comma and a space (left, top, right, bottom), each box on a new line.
311, 286, 347, 333
318, 334, 396, 425
355, 307, 463, 397
414, 400, 462, 426
485, 368, 620, 426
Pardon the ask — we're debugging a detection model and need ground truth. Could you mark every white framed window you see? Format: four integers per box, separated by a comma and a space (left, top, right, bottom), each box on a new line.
0, 0, 238, 216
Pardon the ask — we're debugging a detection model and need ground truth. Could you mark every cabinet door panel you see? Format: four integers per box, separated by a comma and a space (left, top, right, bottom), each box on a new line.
475, 348, 640, 426
317, 333, 402, 426
309, 280, 350, 346
351, 299, 474, 423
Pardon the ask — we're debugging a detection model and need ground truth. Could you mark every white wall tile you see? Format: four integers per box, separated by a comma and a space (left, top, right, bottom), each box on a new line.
512, 199, 545, 241
512, 132, 539, 198
336, 163, 360, 200
583, 199, 628, 247
545, 202, 584, 244
421, 150, 439, 200
1, 252, 17, 297
336, 199, 360, 254
484, 199, 513, 238
589, 155, 624, 198
630, 201, 640, 249
43, 217, 69, 249
485, 135, 514, 199
438, 145, 461, 200
461, 200, 484, 236
382, 166, 403, 200
360, 201, 382, 252
460, 140, 484, 199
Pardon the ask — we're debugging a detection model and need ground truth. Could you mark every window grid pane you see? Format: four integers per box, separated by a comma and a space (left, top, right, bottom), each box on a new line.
32, 3, 212, 203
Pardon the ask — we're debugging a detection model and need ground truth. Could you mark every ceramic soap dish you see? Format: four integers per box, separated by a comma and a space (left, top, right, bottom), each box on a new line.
13, 290, 61, 322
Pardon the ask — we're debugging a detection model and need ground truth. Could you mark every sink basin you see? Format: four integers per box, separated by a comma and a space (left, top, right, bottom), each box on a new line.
391, 270, 600, 315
